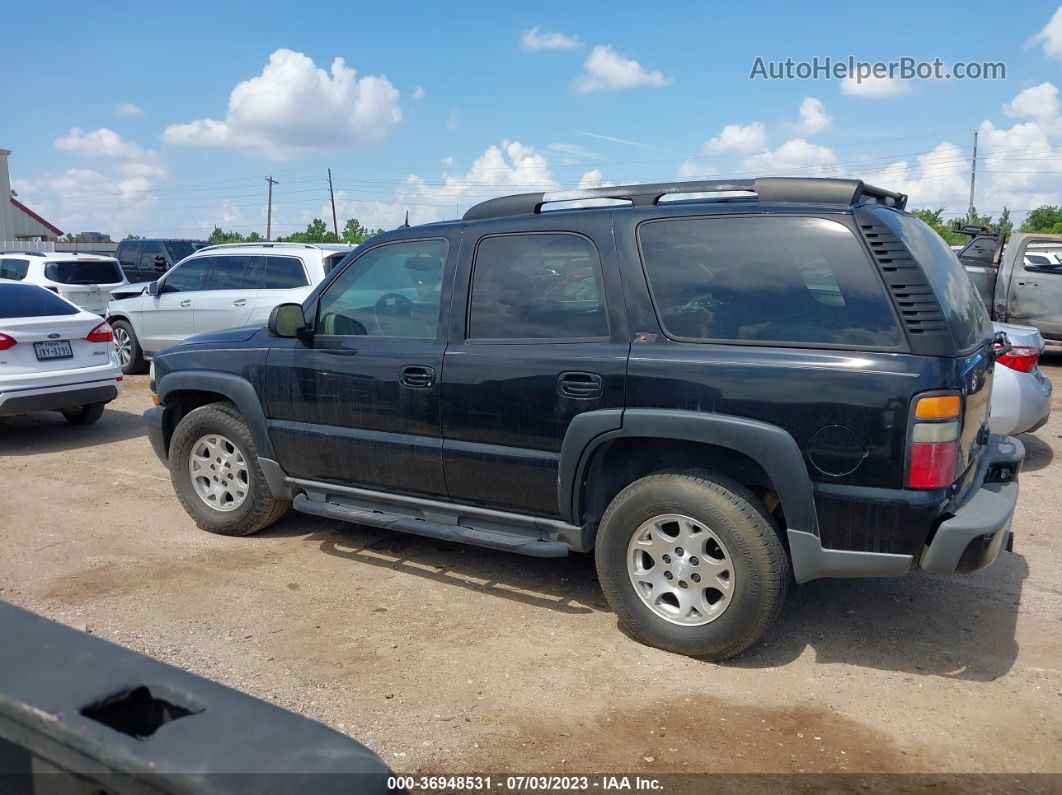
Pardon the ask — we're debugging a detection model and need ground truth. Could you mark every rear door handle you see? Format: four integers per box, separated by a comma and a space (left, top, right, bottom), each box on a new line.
401, 365, 435, 389
558, 371, 603, 399
179, 299, 192, 308
232, 298, 247, 307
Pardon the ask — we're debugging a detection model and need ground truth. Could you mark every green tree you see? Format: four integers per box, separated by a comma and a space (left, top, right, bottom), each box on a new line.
996, 207, 1013, 238
1020, 205, 1062, 234
278, 218, 337, 243
245, 231, 263, 242
207, 226, 247, 244
341, 217, 369, 243
912, 208, 966, 245
122, 234, 144, 241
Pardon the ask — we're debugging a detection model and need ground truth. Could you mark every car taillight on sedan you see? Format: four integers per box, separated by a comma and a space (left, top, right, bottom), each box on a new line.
0, 333, 16, 351
84, 321, 113, 343
908, 393, 962, 489
995, 345, 1040, 373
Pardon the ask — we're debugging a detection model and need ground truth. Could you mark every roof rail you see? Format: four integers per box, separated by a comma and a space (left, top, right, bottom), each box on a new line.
461, 177, 907, 221
0, 250, 47, 257
196, 241, 324, 253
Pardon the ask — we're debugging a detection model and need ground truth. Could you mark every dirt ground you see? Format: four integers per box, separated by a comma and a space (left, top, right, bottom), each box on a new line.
1, 358, 1060, 777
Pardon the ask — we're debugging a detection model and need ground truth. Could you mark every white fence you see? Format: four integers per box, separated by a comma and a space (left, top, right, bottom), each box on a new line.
1, 240, 118, 255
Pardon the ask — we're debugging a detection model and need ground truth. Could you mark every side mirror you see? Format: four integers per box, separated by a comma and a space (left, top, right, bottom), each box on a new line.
268, 303, 309, 338
146, 280, 160, 296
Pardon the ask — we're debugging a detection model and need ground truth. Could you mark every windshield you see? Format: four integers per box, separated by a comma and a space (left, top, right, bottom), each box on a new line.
0, 284, 80, 318
165, 242, 206, 263
44, 260, 123, 285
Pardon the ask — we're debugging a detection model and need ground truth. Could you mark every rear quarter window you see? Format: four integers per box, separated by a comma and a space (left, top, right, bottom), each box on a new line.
869, 208, 992, 352
638, 215, 903, 348
0, 284, 80, 318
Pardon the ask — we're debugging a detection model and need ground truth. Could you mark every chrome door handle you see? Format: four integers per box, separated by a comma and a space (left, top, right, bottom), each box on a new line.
179, 299, 192, 307
232, 298, 247, 306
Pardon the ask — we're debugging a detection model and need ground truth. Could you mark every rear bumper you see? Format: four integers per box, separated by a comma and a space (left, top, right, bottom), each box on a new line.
0, 375, 121, 417
919, 434, 1024, 574
988, 364, 1052, 436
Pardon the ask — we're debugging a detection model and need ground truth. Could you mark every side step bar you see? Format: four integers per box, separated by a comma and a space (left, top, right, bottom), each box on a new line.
293, 494, 569, 558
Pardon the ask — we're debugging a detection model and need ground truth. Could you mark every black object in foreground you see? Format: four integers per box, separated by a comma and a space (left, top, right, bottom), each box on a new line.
0, 600, 393, 794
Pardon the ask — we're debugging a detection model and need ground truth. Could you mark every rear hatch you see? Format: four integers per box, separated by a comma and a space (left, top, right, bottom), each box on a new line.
44, 259, 124, 314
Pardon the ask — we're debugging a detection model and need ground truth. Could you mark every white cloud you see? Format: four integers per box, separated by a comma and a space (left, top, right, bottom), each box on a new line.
675, 159, 719, 180
162, 48, 402, 159
412, 85, 425, 100
115, 102, 142, 117
575, 45, 672, 93
789, 97, 833, 135
441, 155, 454, 167
578, 169, 607, 189
56, 127, 151, 160
739, 138, 840, 177
1029, 6, 1062, 61
446, 111, 461, 131
702, 122, 767, 155
839, 75, 911, 98
1003, 81, 1060, 120
521, 26, 581, 52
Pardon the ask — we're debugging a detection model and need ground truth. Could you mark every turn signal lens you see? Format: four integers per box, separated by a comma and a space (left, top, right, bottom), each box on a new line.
914, 395, 961, 419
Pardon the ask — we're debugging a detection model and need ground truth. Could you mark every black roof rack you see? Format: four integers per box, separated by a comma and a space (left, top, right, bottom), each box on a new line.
462, 177, 907, 221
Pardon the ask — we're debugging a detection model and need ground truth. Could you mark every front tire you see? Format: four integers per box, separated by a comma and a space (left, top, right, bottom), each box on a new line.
595, 471, 789, 660
169, 403, 290, 536
62, 402, 105, 425
111, 319, 146, 375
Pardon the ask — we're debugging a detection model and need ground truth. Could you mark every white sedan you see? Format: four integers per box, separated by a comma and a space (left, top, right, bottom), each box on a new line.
0, 279, 123, 424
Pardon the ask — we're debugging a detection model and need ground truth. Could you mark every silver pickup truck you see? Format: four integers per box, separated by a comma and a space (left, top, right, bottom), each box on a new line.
959, 227, 1062, 344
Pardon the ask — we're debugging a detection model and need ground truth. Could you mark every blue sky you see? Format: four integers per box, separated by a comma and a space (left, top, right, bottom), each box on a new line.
2, 1, 1061, 238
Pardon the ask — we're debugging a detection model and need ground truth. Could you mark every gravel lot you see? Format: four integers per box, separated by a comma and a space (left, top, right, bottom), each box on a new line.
1, 360, 1060, 776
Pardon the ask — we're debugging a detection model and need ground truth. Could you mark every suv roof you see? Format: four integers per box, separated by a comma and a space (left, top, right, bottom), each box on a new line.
461, 177, 908, 222
0, 251, 118, 261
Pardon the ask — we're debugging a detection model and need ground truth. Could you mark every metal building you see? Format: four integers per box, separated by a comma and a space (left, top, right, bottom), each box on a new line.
0, 148, 63, 244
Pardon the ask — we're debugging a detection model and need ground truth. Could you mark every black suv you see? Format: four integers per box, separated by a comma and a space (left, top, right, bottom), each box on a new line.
115, 239, 207, 283
144, 178, 1023, 660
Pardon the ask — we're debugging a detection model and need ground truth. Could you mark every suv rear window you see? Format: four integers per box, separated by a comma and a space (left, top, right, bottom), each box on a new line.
869, 208, 992, 352
0, 284, 79, 318
44, 260, 123, 285
639, 216, 902, 348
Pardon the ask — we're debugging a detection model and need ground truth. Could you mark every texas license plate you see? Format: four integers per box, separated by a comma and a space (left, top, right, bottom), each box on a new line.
34, 340, 73, 360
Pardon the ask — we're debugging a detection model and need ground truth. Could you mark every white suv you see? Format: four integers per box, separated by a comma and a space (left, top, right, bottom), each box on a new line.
105, 242, 353, 373
0, 251, 127, 315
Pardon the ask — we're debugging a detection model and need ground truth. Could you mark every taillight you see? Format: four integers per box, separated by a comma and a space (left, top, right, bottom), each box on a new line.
84, 321, 113, 343
908, 393, 962, 489
996, 345, 1040, 373
0, 333, 16, 351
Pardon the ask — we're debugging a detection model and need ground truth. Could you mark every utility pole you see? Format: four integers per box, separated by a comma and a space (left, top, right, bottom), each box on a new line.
327, 168, 339, 241
967, 130, 978, 223
265, 176, 278, 241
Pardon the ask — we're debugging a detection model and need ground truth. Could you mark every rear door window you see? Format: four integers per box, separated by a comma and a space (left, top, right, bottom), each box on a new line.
638, 216, 902, 348
44, 259, 124, 285
138, 241, 165, 275
0, 258, 29, 281
263, 256, 308, 289
468, 233, 609, 340
0, 284, 79, 317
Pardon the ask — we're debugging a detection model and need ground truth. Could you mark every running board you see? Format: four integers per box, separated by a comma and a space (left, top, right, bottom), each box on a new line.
293, 494, 569, 558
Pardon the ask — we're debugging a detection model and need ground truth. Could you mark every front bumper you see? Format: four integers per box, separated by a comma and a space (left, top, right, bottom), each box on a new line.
919, 434, 1024, 574
144, 405, 168, 463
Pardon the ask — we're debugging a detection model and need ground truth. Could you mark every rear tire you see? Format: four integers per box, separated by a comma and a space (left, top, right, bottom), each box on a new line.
61, 402, 105, 425
111, 319, 146, 375
169, 402, 290, 536
595, 471, 789, 660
